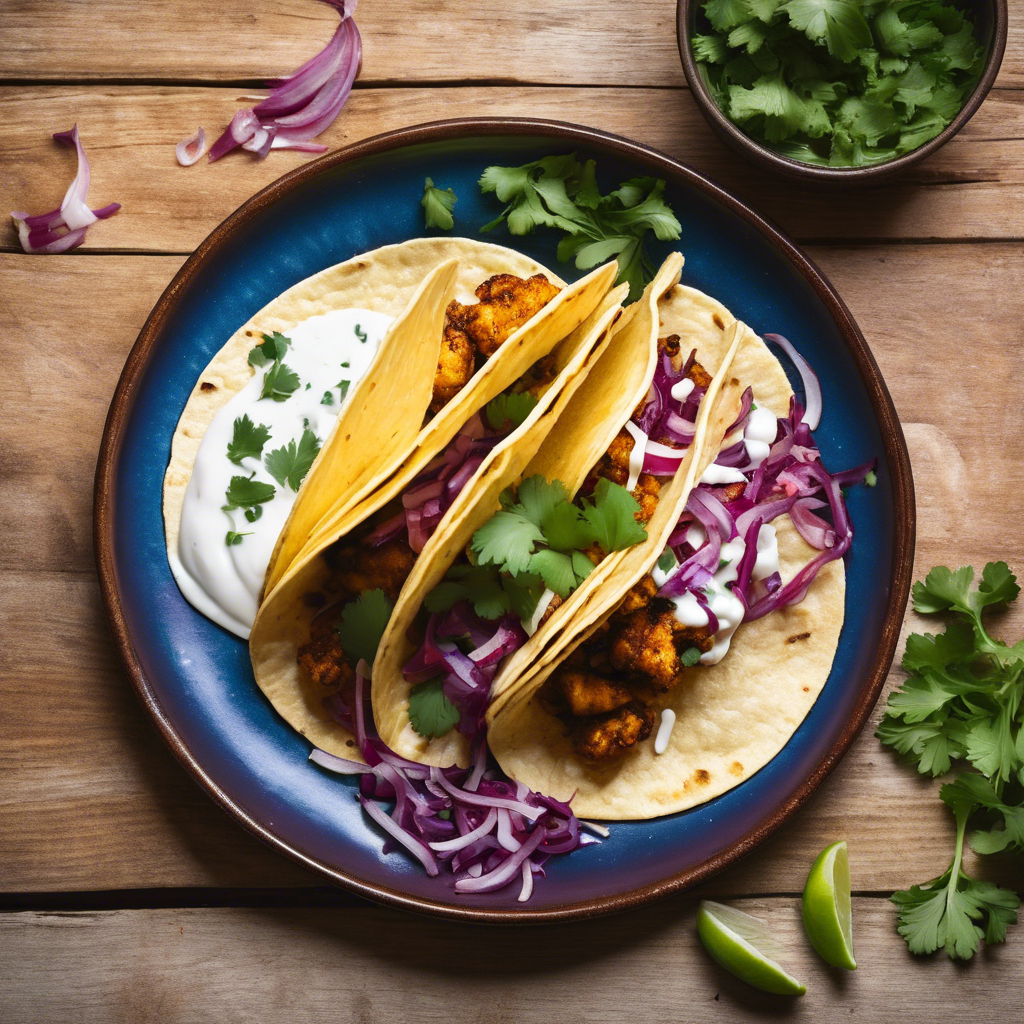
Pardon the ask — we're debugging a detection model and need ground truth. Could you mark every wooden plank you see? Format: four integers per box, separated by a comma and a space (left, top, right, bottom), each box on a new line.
2, 244, 1023, 893
2, 901, 1023, 1022
1, 0, 1020, 88
1, 85, 1022, 253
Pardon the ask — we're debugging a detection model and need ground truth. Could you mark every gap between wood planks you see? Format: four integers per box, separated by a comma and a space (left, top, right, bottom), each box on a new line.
0, 887, 899, 913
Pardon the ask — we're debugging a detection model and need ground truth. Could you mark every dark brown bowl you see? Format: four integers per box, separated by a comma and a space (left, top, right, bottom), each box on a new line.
677, 0, 1007, 185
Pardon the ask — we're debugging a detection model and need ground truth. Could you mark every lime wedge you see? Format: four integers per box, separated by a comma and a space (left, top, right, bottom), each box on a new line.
696, 900, 806, 996
802, 839, 856, 970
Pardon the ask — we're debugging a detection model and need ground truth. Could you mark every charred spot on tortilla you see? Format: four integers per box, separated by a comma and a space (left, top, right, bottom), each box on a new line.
712, 313, 726, 330
787, 632, 811, 644
694, 769, 711, 785
200, 381, 217, 391
729, 761, 744, 777
803, 686, 810, 692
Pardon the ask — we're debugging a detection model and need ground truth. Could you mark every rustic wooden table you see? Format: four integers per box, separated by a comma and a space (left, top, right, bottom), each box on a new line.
2, 1, 1023, 1019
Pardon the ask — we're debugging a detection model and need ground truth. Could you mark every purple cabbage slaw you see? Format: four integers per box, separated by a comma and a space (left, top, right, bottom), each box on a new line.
657, 335, 875, 620
311, 661, 592, 901
365, 411, 513, 553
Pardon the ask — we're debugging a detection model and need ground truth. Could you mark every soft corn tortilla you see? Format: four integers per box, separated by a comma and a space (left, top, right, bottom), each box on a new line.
249, 284, 629, 759
163, 237, 566, 604
486, 323, 846, 820
368, 262, 688, 768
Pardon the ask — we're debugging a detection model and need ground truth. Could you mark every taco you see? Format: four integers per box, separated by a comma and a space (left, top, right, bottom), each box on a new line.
370, 255, 756, 771
248, 279, 628, 757
163, 237, 615, 638
484, 297, 859, 820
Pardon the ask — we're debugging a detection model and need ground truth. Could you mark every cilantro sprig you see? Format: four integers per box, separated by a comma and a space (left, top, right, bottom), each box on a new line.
421, 177, 457, 230
485, 392, 539, 433
221, 474, 276, 524
470, 476, 647, 600
226, 414, 272, 465
425, 563, 545, 622
248, 331, 300, 402
878, 562, 1024, 959
264, 427, 321, 492
336, 589, 394, 667
478, 155, 681, 301
693, 0, 984, 167
407, 679, 461, 739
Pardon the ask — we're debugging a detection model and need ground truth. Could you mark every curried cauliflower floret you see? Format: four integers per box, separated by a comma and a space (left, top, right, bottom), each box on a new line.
297, 633, 355, 691
553, 667, 634, 717
324, 538, 416, 602
571, 702, 655, 762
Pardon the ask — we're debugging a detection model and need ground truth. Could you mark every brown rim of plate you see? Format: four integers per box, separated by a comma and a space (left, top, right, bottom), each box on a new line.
676, 0, 1008, 185
94, 117, 915, 924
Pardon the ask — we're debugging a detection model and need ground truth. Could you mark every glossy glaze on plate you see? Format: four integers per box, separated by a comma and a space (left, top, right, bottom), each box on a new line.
95, 119, 914, 921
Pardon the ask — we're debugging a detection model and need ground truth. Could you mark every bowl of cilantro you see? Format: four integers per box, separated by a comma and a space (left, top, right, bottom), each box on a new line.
677, 0, 1007, 183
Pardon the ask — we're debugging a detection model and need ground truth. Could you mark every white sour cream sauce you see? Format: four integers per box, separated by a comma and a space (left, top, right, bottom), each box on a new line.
699, 403, 779, 485
169, 309, 393, 638
655, 388, 782, 665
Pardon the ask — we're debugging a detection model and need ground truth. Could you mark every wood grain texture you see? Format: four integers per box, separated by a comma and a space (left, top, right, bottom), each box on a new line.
1, 0, 1020, 88
2, 85, 1022, 255
3, 900, 1023, 1022
2, 245, 1022, 892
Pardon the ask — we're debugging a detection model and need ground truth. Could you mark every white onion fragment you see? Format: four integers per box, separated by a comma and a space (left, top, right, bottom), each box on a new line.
10, 125, 120, 254
175, 127, 207, 166
204, 0, 361, 164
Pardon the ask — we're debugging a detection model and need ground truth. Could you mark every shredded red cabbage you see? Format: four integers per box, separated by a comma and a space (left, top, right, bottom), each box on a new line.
207, 0, 360, 162
657, 339, 874, 625
311, 662, 589, 900
11, 125, 120, 254
366, 413, 509, 553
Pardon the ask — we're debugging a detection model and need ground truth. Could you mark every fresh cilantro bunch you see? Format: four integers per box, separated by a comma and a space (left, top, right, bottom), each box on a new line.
877, 562, 1024, 959
478, 155, 681, 301
692, 0, 985, 167
471, 475, 647, 600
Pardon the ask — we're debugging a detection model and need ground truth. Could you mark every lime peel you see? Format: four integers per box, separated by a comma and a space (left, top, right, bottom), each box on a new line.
802, 839, 857, 970
696, 900, 806, 996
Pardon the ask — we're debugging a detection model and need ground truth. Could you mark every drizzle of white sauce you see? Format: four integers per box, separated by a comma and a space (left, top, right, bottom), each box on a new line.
654, 708, 677, 754
169, 308, 392, 638
670, 378, 695, 403
743, 405, 778, 468
623, 420, 648, 492
699, 461, 746, 486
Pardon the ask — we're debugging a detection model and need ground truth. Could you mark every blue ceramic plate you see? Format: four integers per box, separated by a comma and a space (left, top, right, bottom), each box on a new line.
95, 119, 914, 921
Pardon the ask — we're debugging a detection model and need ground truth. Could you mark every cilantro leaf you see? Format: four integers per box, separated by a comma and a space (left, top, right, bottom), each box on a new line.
529, 549, 580, 599
424, 563, 543, 621
221, 475, 276, 515
263, 428, 321, 492
581, 478, 648, 552
407, 679, 461, 738
515, 476, 570, 531
225, 530, 252, 546
658, 550, 678, 574
260, 360, 301, 402
471, 508, 544, 576
321, 390, 334, 406
485, 392, 539, 432
354, 324, 367, 344
781, 0, 872, 63
226, 414, 272, 465
421, 177, 457, 230
681, 646, 702, 667
338, 380, 351, 402
247, 331, 291, 368
336, 589, 394, 667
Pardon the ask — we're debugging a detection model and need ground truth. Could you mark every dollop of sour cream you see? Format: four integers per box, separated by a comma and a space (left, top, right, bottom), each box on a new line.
699, 402, 779, 485
170, 308, 392, 638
